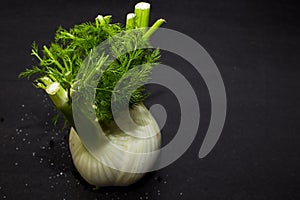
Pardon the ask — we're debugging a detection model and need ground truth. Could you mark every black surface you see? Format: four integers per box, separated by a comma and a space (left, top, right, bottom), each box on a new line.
1, 0, 300, 199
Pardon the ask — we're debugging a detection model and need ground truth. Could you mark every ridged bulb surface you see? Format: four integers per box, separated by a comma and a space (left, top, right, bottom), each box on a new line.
69, 104, 161, 187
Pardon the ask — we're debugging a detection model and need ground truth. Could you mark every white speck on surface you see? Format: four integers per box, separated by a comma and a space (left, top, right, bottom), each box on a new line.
15, 162, 18, 166
180, 192, 183, 196
21, 104, 25, 107
15, 147, 19, 151
32, 152, 35, 156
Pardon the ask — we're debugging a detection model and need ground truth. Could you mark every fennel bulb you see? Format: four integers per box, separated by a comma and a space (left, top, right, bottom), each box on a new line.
69, 103, 161, 186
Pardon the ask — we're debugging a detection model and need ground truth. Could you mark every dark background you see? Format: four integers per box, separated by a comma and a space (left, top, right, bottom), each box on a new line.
0, 0, 299, 199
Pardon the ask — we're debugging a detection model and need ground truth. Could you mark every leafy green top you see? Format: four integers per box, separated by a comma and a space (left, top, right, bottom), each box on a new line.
19, 16, 161, 123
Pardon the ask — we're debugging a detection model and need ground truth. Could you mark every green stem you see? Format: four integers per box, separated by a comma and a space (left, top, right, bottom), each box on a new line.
40, 77, 74, 126
46, 82, 68, 108
95, 15, 103, 28
95, 15, 112, 28
31, 49, 43, 62
48, 83, 74, 126
126, 13, 136, 30
40, 76, 53, 85
134, 2, 150, 28
143, 18, 166, 39
43, 46, 64, 71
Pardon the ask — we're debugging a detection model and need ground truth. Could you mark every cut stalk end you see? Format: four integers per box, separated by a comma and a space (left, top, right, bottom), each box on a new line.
134, 2, 151, 28
46, 82, 60, 95
135, 2, 150, 10
126, 13, 136, 30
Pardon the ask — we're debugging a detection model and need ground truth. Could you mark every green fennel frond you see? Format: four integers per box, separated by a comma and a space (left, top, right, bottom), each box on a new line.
19, 15, 163, 123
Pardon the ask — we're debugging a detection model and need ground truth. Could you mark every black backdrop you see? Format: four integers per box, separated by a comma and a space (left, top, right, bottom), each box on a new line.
0, 0, 299, 199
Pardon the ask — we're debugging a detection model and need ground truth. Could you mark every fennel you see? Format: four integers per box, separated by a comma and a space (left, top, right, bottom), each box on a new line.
19, 2, 165, 187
